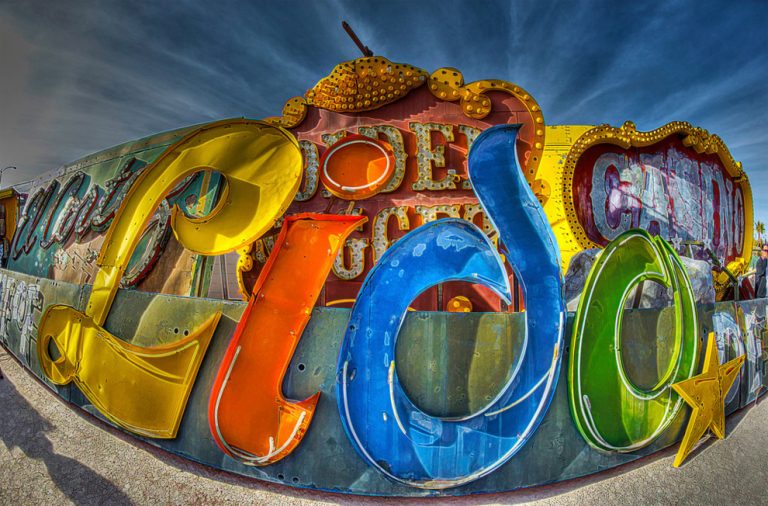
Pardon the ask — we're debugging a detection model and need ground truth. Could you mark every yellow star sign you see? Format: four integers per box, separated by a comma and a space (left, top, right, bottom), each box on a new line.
671, 332, 745, 467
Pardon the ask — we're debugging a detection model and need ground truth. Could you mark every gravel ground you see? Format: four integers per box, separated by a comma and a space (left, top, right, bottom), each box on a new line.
1, 347, 767, 506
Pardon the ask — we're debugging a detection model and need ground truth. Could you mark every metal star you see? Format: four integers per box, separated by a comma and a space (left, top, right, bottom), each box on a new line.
671, 332, 745, 467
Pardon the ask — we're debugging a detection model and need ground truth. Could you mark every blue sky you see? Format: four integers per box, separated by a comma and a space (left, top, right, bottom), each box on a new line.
0, 0, 766, 223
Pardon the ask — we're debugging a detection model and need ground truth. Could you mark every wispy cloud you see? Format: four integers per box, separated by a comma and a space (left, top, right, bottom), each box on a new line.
0, 0, 766, 219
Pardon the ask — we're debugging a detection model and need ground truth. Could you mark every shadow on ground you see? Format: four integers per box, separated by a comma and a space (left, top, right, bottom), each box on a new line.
0, 359, 131, 505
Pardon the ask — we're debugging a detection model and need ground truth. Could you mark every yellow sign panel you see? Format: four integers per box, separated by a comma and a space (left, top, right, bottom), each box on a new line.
38, 305, 220, 438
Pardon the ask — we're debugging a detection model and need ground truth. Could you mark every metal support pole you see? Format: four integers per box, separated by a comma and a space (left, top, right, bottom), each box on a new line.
342, 21, 373, 57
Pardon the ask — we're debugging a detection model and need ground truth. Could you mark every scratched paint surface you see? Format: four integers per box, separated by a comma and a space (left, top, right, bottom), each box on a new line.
337, 219, 514, 488
6, 124, 223, 295
210, 214, 364, 465
1, 267, 766, 496
574, 137, 746, 263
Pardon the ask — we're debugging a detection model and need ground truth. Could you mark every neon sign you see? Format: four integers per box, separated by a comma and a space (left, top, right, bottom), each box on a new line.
568, 229, 699, 451
536, 121, 753, 272
0, 56, 756, 495
210, 213, 365, 465
36, 120, 303, 438
337, 124, 564, 487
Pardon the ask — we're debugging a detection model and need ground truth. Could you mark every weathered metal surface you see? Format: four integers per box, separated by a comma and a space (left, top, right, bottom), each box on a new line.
1, 267, 765, 496
337, 218, 513, 488
535, 123, 753, 273
210, 214, 364, 466
571, 136, 748, 262
5, 123, 223, 296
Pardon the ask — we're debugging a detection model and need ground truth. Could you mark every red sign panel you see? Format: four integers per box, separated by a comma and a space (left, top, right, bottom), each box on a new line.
241, 60, 545, 311
572, 136, 747, 263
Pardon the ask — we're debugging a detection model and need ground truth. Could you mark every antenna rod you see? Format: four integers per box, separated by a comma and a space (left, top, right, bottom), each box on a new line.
342, 21, 373, 57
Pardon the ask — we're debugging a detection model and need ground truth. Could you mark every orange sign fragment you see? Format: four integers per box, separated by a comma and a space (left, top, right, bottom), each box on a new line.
209, 213, 366, 465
